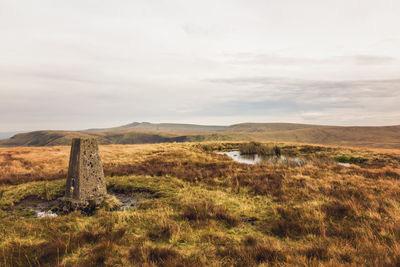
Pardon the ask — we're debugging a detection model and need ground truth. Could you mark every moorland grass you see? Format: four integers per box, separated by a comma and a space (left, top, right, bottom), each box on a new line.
0, 142, 400, 265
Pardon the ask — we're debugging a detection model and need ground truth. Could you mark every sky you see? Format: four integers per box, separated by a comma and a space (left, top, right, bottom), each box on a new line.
1, 0, 400, 132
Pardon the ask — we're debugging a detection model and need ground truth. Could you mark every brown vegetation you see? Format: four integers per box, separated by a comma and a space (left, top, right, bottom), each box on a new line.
1, 142, 400, 265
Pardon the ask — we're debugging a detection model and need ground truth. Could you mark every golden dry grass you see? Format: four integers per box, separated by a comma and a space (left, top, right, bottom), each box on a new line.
0, 143, 185, 184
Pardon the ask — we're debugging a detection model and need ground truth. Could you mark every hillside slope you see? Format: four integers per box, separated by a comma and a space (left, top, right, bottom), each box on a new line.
86, 122, 227, 132
226, 122, 320, 132
248, 125, 400, 148
0, 130, 195, 147
0, 131, 96, 147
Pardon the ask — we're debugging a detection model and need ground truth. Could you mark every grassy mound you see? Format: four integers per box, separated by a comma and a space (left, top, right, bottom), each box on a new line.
239, 141, 281, 156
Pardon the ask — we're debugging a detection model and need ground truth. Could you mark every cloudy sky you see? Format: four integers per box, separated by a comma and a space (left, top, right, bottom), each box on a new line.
1, 0, 400, 131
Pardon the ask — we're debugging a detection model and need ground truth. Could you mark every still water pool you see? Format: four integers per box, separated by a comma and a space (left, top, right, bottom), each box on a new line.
218, 150, 305, 166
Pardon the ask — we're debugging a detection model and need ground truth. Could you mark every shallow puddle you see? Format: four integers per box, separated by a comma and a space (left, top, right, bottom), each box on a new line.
15, 193, 140, 218
218, 150, 305, 166
16, 197, 59, 218
112, 193, 139, 210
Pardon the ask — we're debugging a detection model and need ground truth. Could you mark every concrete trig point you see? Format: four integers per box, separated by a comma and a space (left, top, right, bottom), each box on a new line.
65, 138, 107, 204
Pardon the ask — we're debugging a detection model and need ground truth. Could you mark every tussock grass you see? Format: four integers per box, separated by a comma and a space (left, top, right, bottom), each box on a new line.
239, 141, 281, 156
216, 238, 285, 266
180, 200, 239, 228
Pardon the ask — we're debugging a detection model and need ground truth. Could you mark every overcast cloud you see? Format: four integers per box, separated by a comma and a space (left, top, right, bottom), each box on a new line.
1, 0, 400, 131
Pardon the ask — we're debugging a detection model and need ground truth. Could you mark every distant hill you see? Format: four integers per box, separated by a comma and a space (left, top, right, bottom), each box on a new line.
86, 122, 227, 132
244, 125, 400, 149
226, 122, 320, 132
0, 131, 99, 147
0, 130, 197, 147
1, 122, 400, 148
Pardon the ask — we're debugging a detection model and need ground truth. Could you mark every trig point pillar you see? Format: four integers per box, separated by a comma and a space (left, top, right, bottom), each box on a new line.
65, 138, 107, 203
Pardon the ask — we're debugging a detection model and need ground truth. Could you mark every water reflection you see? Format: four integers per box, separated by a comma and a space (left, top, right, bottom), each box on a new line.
218, 150, 305, 166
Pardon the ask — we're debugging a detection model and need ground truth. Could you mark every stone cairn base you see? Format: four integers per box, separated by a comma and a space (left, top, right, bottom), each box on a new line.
57, 197, 105, 214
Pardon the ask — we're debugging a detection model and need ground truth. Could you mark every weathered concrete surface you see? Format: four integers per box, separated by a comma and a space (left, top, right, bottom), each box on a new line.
65, 138, 107, 203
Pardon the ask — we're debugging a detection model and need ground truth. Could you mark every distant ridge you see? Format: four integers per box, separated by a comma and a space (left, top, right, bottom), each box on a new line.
245, 125, 400, 148
0, 130, 195, 147
86, 122, 227, 132
1, 122, 400, 148
226, 122, 321, 132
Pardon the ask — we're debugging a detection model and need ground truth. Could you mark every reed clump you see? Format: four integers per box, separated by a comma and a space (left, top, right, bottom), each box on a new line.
239, 141, 281, 156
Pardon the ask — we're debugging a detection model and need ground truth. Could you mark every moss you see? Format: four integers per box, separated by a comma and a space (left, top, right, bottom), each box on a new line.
335, 155, 368, 164
0, 180, 64, 209
16, 208, 36, 218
